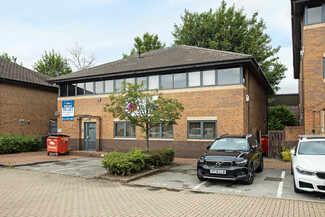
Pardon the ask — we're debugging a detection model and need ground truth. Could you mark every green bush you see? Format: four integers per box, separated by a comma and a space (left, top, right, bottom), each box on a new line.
102, 148, 175, 175
281, 147, 292, 162
268, 105, 297, 130
0, 134, 41, 154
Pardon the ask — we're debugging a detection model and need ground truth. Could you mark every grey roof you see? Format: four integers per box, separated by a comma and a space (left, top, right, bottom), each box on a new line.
0, 58, 56, 88
49, 45, 252, 82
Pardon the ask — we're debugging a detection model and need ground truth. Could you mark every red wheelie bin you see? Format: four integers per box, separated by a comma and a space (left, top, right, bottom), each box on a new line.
47, 135, 69, 156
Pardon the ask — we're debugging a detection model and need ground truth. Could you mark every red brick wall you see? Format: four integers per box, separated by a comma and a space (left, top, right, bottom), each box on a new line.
0, 82, 57, 137
301, 24, 325, 134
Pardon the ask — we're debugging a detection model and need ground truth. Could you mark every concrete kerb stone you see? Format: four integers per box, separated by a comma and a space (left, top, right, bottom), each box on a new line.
95, 163, 177, 183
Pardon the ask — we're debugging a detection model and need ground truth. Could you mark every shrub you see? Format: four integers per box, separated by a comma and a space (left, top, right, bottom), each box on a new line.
281, 147, 292, 162
268, 105, 297, 130
102, 148, 175, 175
0, 134, 41, 154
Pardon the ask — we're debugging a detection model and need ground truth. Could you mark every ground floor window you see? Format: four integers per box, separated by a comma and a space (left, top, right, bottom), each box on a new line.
188, 121, 217, 139
149, 123, 173, 138
114, 122, 136, 138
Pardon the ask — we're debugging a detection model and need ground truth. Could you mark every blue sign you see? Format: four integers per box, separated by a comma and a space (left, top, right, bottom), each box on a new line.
62, 100, 74, 120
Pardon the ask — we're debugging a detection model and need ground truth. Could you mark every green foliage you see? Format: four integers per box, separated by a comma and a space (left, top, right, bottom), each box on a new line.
123, 32, 166, 58
268, 105, 297, 130
172, 0, 286, 92
104, 81, 184, 151
33, 49, 72, 77
0, 134, 41, 154
281, 147, 292, 162
101, 148, 175, 175
0, 52, 17, 63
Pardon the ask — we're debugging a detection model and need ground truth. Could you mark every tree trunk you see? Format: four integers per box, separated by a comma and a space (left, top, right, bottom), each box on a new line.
146, 123, 149, 152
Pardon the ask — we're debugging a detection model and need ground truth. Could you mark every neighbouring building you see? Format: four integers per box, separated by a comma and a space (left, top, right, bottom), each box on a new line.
0, 58, 58, 137
291, 0, 325, 135
48, 45, 273, 158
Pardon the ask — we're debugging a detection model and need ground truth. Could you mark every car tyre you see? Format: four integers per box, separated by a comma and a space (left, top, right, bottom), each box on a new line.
256, 157, 264, 172
293, 176, 302, 193
244, 164, 254, 185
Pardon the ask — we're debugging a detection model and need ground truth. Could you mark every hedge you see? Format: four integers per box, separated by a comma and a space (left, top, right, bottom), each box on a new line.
102, 148, 175, 176
0, 134, 41, 154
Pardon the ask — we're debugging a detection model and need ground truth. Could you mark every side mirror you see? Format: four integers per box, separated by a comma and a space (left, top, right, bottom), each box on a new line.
291, 149, 296, 155
206, 145, 211, 150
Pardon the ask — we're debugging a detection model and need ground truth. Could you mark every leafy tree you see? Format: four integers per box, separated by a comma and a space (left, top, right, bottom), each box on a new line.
268, 105, 297, 130
0, 52, 17, 63
33, 50, 72, 77
68, 41, 96, 71
123, 32, 166, 58
104, 81, 184, 151
172, 0, 286, 92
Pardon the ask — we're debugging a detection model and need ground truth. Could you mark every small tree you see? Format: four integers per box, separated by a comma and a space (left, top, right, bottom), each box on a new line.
104, 82, 184, 151
68, 41, 96, 71
268, 105, 297, 130
33, 49, 72, 77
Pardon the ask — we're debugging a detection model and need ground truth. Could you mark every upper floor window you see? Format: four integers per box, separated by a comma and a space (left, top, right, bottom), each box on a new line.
218, 68, 241, 85
305, 4, 324, 25
85, 82, 94, 95
95, 81, 104, 94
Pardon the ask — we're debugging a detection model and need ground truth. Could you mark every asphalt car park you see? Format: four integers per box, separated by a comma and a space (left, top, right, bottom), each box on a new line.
130, 164, 325, 202
16, 157, 106, 178
15, 157, 325, 202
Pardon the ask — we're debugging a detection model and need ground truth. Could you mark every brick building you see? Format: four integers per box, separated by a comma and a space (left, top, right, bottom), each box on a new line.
0, 58, 58, 137
49, 45, 273, 158
291, 0, 325, 135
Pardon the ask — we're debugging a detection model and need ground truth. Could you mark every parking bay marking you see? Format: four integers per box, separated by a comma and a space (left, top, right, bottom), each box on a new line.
193, 181, 206, 190
276, 171, 286, 198
48, 162, 101, 173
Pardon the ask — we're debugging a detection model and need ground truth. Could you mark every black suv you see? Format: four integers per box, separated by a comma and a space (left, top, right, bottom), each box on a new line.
197, 134, 263, 185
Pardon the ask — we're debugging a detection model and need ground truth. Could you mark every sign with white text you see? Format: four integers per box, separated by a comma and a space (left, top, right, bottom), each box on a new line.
62, 100, 74, 120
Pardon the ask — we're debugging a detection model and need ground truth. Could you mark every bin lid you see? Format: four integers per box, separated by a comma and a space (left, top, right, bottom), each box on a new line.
47, 134, 70, 137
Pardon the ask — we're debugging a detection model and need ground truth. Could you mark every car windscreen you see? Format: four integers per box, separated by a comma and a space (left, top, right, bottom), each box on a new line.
298, 141, 325, 155
210, 138, 249, 151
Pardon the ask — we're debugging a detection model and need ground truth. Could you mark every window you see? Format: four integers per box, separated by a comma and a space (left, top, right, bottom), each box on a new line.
149, 75, 159, 89
202, 70, 215, 86
137, 77, 147, 88
188, 121, 217, 139
60, 84, 67, 97
188, 71, 201, 87
115, 79, 124, 91
306, 4, 322, 25
85, 82, 94, 95
174, 73, 186, 88
218, 67, 241, 85
160, 74, 173, 89
77, 83, 85, 95
149, 123, 173, 138
105, 80, 114, 93
114, 122, 136, 138
68, 84, 76, 96
125, 78, 135, 84
95, 81, 104, 94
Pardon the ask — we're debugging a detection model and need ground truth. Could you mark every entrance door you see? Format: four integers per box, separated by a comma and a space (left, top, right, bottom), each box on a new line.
84, 122, 96, 151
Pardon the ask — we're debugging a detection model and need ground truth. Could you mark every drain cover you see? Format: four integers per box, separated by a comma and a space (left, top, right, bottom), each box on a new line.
264, 177, 283, 181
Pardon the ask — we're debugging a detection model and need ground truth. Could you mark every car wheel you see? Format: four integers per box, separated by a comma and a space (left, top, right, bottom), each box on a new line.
293, 176, 302, 193
197, 173, 207, 181
244, 164, 254, 185
256, 157, 264, 172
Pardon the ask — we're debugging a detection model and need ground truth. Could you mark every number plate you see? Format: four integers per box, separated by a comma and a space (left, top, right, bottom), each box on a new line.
210, 169, 226, 174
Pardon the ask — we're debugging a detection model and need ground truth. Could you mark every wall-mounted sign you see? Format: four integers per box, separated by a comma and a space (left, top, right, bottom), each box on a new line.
62, 100, 74, 120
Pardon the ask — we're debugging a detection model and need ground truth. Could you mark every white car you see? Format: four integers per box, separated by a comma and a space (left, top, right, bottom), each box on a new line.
291, 135, 325, 193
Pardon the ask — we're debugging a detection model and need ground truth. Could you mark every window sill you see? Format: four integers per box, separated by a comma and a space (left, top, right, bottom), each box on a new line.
148, 138, 174, 141
114, 137, 136, 140
187, 139, 215, 142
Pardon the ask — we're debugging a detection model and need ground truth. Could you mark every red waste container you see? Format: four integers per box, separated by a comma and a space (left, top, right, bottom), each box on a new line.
261, 135, 269, 156
47, 135, 69, 156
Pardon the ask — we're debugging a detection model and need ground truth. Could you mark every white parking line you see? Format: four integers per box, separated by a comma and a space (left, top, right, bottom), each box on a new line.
49, 162, 100, 173
276, 171, 286, 198
193, 181, 206, 190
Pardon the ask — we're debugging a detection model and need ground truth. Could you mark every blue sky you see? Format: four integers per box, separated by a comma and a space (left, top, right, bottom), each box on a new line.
0, 0, 297, 93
